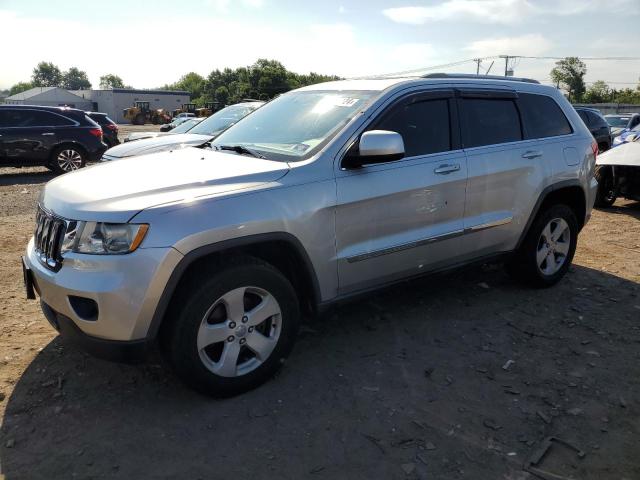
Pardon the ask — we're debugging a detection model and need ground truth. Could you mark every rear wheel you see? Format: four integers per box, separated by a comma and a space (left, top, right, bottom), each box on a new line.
134, 113, 146, 125
49, 145, 86, 174
507, 204, 578, 287
164, 256, 300, 397
594, 165, 617, 207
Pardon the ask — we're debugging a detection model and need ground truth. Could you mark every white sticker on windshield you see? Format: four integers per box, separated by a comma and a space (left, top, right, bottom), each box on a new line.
336, 97, 359, 107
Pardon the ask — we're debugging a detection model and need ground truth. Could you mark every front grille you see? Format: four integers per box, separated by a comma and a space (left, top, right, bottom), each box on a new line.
34, 206, 69, 271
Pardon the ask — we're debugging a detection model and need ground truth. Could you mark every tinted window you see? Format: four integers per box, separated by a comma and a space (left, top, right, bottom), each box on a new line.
27, 110, 75, 127
0, 109, 32, 127
460, 98, 522, 148
518, 93, 572, 139
586, 111, 607, 128
88, 114, 114, 126
577, 110, 591, 126
375, 99, 450, 157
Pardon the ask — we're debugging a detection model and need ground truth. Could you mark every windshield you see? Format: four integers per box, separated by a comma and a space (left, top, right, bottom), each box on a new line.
606, 116, 630, 127
188, 104, 261, 137
171, 118, 202, 134
211, 90, 376, 161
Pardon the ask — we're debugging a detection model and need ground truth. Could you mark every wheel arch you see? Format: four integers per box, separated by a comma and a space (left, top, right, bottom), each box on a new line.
147, 232, 321, 340
516, 180, 587, 250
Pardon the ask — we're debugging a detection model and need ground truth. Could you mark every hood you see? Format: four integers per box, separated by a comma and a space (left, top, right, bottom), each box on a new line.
104, 133, 212, 158
597, 141, 640, 166
126, 132, 167, 142
42, 147, 290, 222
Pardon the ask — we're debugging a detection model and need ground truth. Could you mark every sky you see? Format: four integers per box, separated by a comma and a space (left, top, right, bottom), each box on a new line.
1, 0, 639, 91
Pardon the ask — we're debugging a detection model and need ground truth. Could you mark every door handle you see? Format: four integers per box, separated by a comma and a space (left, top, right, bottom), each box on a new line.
41, 132, 55, 136
521, 150, 543, 159
434, 163, 461, 175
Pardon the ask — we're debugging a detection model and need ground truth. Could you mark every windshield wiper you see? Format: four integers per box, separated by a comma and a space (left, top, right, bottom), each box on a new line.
217, 144, 266, 159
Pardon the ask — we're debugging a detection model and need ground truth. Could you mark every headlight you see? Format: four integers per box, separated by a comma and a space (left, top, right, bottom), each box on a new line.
61, 222, 149, 255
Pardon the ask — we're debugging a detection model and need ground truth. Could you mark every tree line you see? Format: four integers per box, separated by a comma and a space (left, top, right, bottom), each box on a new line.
5, 58, 639, 105
4, 59, 340, 104
550, 57, 640, 104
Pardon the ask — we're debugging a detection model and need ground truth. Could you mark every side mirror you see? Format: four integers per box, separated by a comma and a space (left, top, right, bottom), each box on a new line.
342, 130, 405, 169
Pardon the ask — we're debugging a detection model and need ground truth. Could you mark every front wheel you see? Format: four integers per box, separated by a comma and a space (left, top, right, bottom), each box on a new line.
507, 204, 578, 288
164, 256, 300, 397
50, 145, 86, 174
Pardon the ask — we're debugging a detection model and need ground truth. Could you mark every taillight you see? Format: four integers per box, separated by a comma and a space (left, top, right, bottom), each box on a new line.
591, 140, 598, 160
89, 128, 103, 139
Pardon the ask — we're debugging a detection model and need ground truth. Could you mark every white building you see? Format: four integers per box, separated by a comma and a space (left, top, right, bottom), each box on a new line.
73, 88, 190, 123
4, 86, 93, 110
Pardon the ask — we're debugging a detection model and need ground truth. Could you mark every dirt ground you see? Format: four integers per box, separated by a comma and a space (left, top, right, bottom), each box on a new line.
0, 133, 639, 479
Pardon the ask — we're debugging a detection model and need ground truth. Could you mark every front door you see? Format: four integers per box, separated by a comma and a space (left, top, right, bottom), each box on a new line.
335, 91, 468, 295
0, 109, 58, 165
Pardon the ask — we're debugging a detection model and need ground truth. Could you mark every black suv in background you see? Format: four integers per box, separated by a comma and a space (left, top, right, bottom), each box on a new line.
0, 105, 107, 174
575, 107, 612, 152
86, 112, 119, 148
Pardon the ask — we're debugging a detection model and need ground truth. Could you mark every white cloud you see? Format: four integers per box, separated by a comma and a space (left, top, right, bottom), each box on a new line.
464, 34, 553, 57
383, 0, 639, 25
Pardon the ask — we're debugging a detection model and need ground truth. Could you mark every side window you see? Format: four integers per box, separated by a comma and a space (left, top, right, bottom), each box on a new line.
519, 93, 573, 139
460, 98, 522, 148
27, 111, 75, 127
374, 98, 451, 157
587, 111, 607, 129
0, 109, 31, 127
577, 110, 591, 126
630, 116, 640, 129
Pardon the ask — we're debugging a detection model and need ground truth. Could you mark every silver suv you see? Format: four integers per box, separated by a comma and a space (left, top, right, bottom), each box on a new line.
23, 74, 598, 396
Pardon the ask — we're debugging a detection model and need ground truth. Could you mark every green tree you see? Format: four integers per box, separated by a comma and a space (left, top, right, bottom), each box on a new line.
583, 80, 612, 103
167, 72, 206, 103
214, 85, 230, 105
550, 57, 587, 102
99, 74, 125, 89
62, 67, 92, 90
31, 61, 62, 87
611, 88, 640, 104
9, 81, 34, 96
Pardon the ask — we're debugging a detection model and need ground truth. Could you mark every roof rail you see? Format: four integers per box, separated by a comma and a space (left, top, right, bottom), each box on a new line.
422, 73, 540, 84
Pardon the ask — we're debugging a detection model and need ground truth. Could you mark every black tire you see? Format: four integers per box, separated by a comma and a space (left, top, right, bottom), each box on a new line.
594, 165, 617, 208
163, 256, 300, 397
49, 145, 87, 174
134, 113, 146, 125
507, 204, 578, 288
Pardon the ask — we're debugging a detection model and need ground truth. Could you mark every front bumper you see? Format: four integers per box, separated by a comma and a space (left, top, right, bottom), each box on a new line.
25, 237, 183, 342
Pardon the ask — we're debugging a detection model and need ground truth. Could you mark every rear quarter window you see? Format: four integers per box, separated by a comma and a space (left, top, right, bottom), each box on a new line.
460, 98, 522, 148
519, 93, 572, 139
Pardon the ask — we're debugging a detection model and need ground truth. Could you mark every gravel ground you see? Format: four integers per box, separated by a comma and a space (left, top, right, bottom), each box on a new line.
0, 138, 639, 479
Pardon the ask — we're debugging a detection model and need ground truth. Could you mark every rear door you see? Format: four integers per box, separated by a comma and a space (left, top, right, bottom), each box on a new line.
335, 90, 468, 294
456, 90, 549, 258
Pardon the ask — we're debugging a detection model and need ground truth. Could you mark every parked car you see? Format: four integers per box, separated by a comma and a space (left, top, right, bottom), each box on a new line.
86, 112, 119, 148
0, 105, 107, 173
159, 116, 193, 132
124, 118, 204, 142
103, 101, 263, 161
23, 75, 597, 396
175, 112, 196, 119
605, 113, 640, 137
575, 107, 612, 152
612, 123, 640, 147
593, 141, 640, 207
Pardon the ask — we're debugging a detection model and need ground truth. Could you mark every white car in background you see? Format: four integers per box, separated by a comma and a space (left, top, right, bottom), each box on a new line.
102, 101, 264, 161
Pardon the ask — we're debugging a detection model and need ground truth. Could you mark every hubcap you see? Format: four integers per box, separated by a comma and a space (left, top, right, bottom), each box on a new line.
197, 286, 282, 378
536, 217, 571, 276
57, 149, 83, 172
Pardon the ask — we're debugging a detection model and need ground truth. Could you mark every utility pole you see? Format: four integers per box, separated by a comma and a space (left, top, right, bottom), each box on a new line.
499, 55, 511, 76
473, 58, 482, 75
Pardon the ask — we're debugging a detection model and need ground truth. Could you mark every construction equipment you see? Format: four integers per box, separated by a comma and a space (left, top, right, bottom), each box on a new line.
196, 102, 222, 117
172, 103, 197, 118
122, 101, 170, 125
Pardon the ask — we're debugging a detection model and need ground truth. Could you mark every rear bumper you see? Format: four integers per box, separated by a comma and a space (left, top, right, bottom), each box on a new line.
41, 301, 148, 363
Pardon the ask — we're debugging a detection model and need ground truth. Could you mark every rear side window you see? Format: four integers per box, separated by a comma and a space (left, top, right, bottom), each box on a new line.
519, 93, 572, 139
27, 110, 75, 127
577, 110, 591, 126
375, 99, 451, 157
460, 98, 522, 148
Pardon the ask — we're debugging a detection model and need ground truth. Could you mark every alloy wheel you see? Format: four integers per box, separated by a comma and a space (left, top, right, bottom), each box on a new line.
56, 149, 83, 172
536, 217, 571, 276
197, 286, 282, 377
